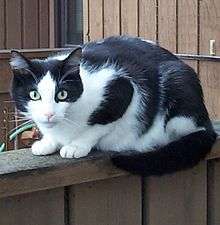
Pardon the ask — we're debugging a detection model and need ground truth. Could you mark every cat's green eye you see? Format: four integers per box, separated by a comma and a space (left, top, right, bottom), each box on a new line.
57, 90, 68, 101
29, 90, 41, 101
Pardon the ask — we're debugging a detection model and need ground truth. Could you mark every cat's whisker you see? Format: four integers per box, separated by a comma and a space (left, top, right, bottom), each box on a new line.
9, 118, 29, 122
62, 117, 81, 127
13, 115, 27, 119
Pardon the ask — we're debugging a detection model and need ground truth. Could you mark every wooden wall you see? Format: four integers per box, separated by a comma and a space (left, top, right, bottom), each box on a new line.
0, 146, 220, 225
0, 0, 55, 49
83, 0, 220, 120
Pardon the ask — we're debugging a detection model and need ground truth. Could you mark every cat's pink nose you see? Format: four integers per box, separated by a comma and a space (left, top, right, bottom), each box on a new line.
44, 112, 54, 121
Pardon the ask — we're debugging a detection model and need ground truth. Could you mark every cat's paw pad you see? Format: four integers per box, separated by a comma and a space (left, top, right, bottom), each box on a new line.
32, 141, 57, 156
60, 144, 91, 158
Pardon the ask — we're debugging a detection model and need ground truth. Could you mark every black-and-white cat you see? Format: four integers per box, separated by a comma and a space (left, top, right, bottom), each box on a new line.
10, 36, 217, 176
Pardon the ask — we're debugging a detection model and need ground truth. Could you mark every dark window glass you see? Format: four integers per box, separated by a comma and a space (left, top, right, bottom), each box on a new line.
66, 0, 83, 45
58, 0, 83, 47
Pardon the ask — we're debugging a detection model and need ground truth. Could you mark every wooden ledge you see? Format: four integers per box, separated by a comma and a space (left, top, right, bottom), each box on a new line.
0, 150, 127, 198
0, 135, 219, 199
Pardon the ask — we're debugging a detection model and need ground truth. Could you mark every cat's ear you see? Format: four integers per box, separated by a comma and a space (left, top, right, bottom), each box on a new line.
62, 47, 82, 67
10, 50, 34, 81
10, 50, 31, 70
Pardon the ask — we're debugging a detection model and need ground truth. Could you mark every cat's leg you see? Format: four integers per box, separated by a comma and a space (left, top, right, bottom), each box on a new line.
32, 135, 59, 155
60, 125, 113, 158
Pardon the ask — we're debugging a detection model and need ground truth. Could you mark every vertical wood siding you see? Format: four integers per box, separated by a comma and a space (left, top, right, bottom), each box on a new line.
0, 0, 53, 50
1, 159, 220, 225
83, 0, 220, 120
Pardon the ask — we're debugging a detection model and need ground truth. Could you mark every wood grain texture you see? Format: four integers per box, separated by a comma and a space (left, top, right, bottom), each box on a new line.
0, 0, 5, 49
0, 149, 127, 198
69, 176, 141, 225
0, 188, 64, 225
200, 62, 220, 119
207, 160, 220, 225
0, 59, 12, 93
144, 162, 207, 225
39, 0, 49, 48
89, 0, 103, 40
103, 0, 120, 37
199, 0, 220, 120
121, 0, 138, 36
49, 0, 55, 48
5, 0, 22, 48
139, 0, 157, 41
178, 0, 198, 71
178, 0, 198, 54
158, 0, 177, 52
22, 0, 39, 48
83, 0, 89, 42
200, 0, 220, 55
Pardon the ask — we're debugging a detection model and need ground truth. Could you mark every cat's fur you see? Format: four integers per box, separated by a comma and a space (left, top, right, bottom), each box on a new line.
10, 36, 217, 176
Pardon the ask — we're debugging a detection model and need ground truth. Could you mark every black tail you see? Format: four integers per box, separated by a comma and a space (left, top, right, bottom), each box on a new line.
112, 130, 217, 176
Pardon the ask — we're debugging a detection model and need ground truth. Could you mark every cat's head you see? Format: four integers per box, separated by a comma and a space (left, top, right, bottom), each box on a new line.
9, 48, 83, 128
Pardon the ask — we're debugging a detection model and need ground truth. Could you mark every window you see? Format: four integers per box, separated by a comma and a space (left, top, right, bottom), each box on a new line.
57, 0, 83, 47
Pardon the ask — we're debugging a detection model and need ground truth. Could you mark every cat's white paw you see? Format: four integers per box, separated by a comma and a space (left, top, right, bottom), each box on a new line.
32, 140, 57, 156
60, 143, 91, 158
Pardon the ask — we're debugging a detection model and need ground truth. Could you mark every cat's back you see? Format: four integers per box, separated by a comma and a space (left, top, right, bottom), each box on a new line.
82, 36, 178, 70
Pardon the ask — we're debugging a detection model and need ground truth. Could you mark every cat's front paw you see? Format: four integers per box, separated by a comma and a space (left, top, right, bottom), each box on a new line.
60, 143, 91, 158
32, 140, 57, 156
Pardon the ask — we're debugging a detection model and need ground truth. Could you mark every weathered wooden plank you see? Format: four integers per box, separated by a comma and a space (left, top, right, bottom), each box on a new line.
0, 188, 64, 225
199, 0, 220, 120
69, 176, 141, 225
39, 0, 49, 48
49, 0, 55, 48
158, 0, 177, 52
139, 0, 157, 41
0, 59, 12, 93
5, 0, 22, 48
89, 0, 103, 40
83, 0, 89, 42
207, 160, 220, 225
200, 0, 220, 55
200, 62, 220, 119
103, 0, 120, 37
0, 149, 127, 198
178, 0, 198, 72
22, 0, 39, 48
0, 0, 5, 49
121, 0, 138, 36
144, 162, 207, 225
178, 0, 198, 54
207, 138, 220, 160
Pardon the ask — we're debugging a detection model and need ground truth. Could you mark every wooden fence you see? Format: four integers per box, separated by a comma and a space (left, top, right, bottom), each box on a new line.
0, 133, 219, 225
0, 0, 55, 49
83, 0, 220, 120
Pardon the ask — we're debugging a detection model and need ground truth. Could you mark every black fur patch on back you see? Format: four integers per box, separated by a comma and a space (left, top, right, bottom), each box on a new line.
88, 77, 134, 125
82, 36, 180, 133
